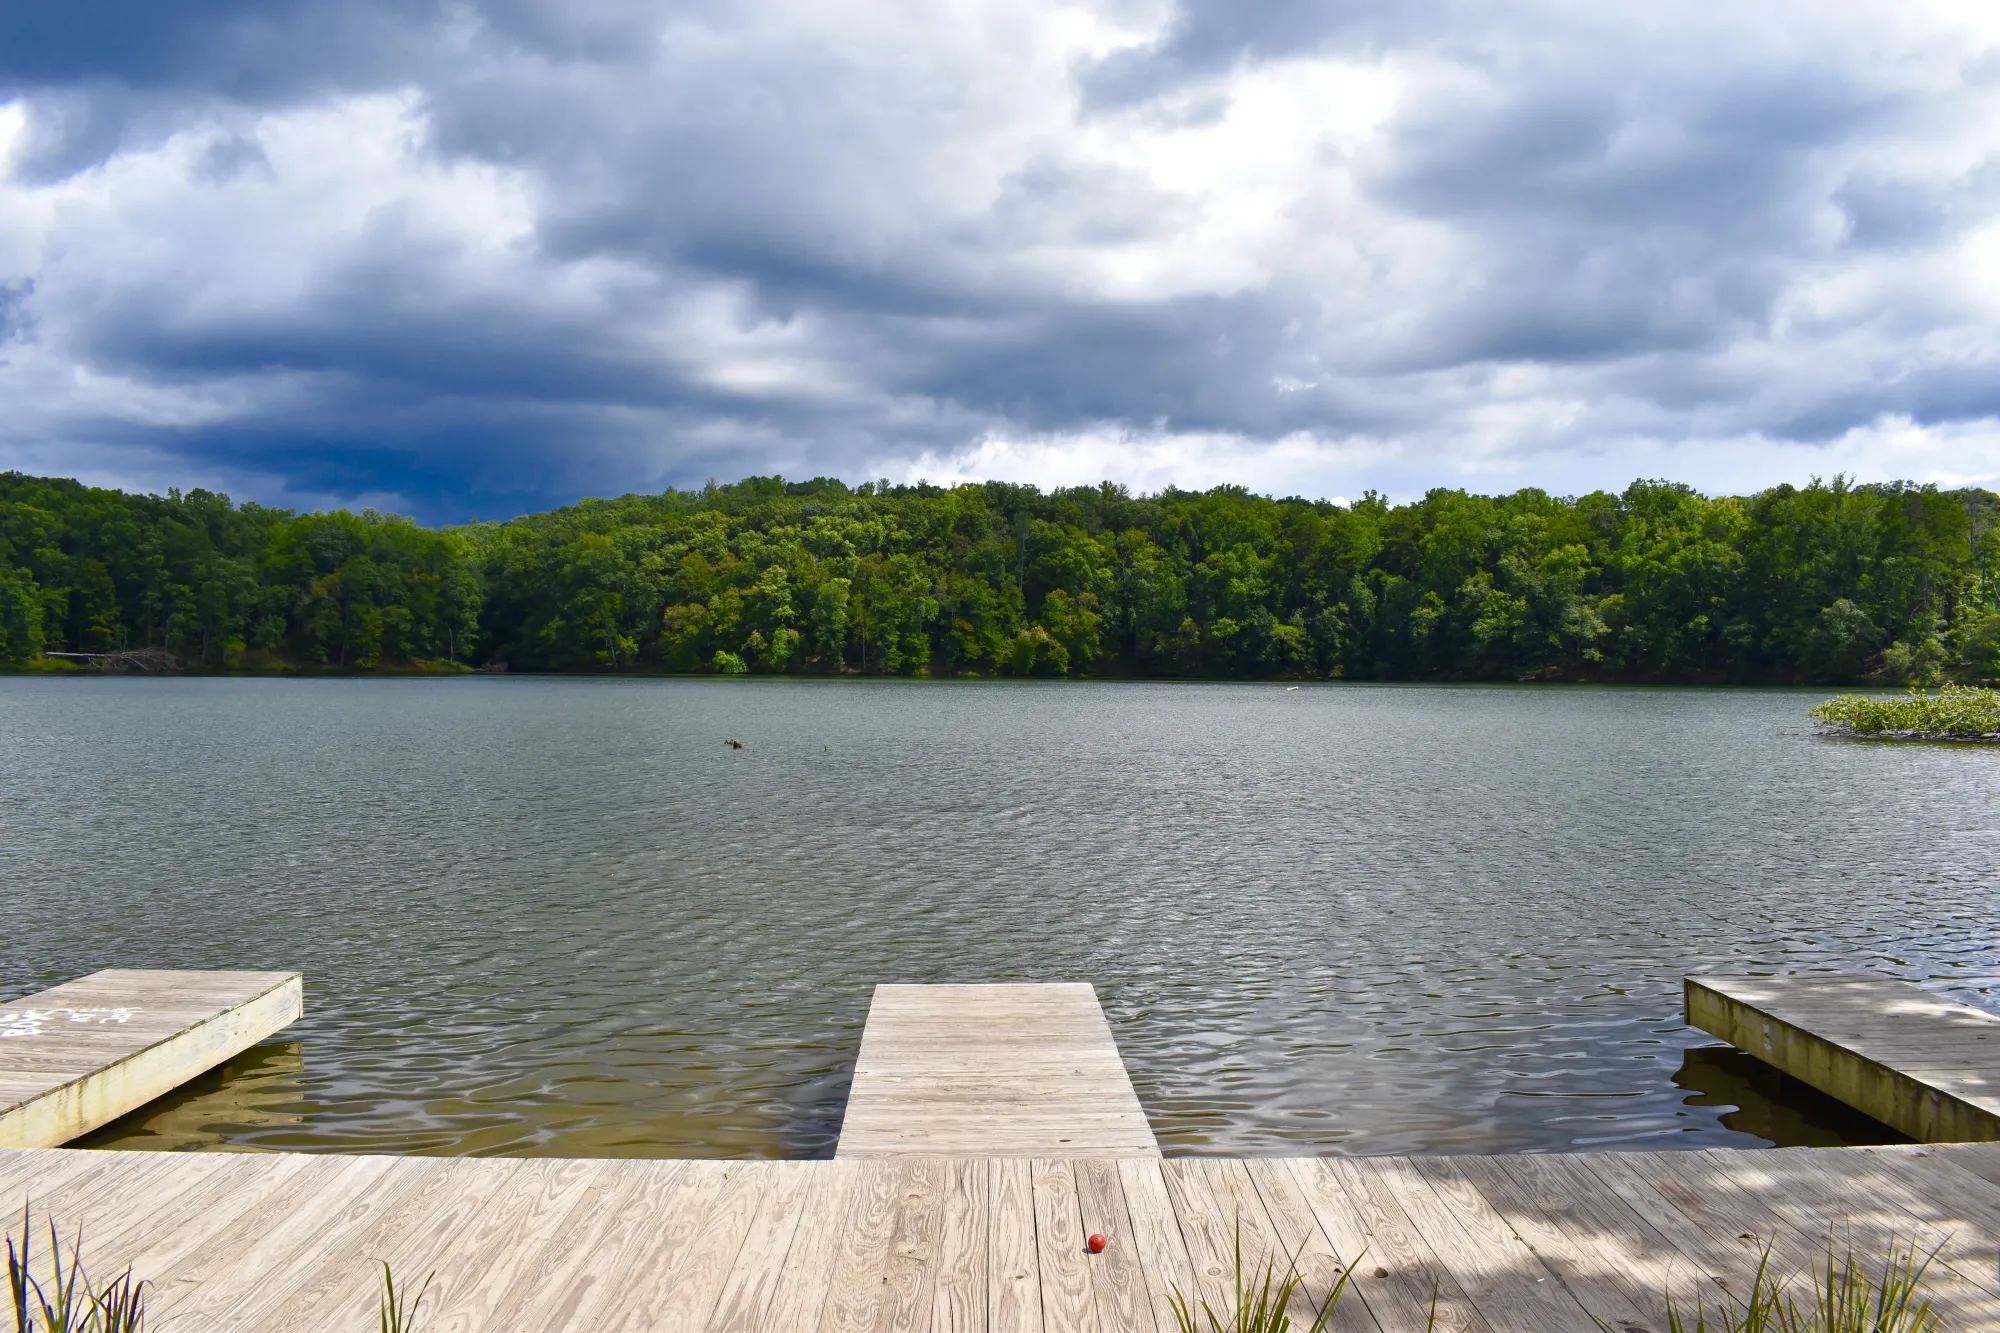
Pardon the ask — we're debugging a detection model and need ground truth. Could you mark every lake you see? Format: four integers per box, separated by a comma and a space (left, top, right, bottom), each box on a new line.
3, 676, 1995, 1158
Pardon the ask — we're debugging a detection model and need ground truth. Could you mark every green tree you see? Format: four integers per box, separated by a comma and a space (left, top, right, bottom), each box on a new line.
6, 467, 2000, 685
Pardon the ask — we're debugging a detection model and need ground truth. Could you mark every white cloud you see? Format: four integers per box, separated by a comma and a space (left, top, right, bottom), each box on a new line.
4, 0, 2000, 516
888, 424, 1386, 499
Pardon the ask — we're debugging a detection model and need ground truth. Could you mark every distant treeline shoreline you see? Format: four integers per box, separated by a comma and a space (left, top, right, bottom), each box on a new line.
4, 470, 1998, 685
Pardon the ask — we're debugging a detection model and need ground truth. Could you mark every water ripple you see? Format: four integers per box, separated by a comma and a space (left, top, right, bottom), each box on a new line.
3, 677, 1995, 1157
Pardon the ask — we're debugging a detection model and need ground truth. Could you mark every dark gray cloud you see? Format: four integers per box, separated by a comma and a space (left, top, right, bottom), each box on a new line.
0, 0, 436, 92
4, 0, 2000, 520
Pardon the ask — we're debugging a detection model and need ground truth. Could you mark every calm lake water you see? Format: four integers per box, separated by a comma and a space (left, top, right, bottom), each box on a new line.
3, 676, 1995, 1158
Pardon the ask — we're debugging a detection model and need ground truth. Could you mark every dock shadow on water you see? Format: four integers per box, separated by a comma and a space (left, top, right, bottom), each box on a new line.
75, 1042, 310, 1151
1672, 1044, 1911, 1148
75, 1039, 861, 1158
73, 1031, 1915, 1157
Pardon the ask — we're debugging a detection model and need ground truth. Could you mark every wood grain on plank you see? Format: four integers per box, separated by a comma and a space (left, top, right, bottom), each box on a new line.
0, 970, 303, 1148
639, 1161, 776, 1333
707, 1161, 826, 1333
1421, 1153, 1683, 1333
758, 1158, 863, 1333
1115, 1159, 1200, 1333
1200, 1159, 1326, 1331
1356, 1156, 1596, 1333
503, 1159, 697, 1333
1577, 1151, 1819, 1312
929, 1158, 991, 1333
1591, 1146, 2000, 1329
1668, 1147, 2000, 1325
817, 1157, 911, 1333
424, 1158, 640, 1333
23, 1135, 2000, 1332
1156, 1154, 1243, 1321
873, 1156, 951, 1333
838, 985, 1158, 1158
1686, 974, 2000, 1140
211, 1156, 463, 1333
1238, 1158, 1382, 1333
1032, 1158, 1098, 1333
989, 1158, 1045, 1333
1073, 1157, 1156, 1333
146, 1154, 406, 1329
1290, 1157, 1492, 1333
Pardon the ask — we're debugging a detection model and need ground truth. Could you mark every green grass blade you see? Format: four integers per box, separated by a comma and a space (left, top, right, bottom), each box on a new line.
8, 1203, 31, 1333
377, 1261, 435, 1333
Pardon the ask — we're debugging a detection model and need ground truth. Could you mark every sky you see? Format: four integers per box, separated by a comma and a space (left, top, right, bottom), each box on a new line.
3, 2, 2000, 522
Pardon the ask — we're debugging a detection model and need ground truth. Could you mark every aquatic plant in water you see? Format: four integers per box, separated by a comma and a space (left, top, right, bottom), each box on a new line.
1809, 685, 2000, 739
1641, 1237, 1944, 1333
6, 1205, 147, 1333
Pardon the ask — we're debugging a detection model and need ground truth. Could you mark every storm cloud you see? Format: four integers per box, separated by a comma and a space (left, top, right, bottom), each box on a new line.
3, 0, 1999, 518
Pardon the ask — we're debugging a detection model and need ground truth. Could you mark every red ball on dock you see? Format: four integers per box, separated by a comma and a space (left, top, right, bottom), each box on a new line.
1087, 1233, 1107, 1253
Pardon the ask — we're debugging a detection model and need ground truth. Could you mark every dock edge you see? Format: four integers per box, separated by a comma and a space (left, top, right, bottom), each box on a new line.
0, 972, 304, 1149
1685, 974, 2000, 1143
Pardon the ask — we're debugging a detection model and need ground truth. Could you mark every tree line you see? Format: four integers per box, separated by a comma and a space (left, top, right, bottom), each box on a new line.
5, 469, 1999, 684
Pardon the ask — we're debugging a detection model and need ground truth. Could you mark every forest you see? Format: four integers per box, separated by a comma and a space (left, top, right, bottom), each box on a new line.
4, 469, 1999, 684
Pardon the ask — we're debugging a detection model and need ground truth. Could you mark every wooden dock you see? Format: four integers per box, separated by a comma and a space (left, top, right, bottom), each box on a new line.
10, 1143, 2000, 1331
1687, 974, 2000, 1143
16, 972, 2000, 1328
1, 970, 303, 1148
837, 983, 1160, 1158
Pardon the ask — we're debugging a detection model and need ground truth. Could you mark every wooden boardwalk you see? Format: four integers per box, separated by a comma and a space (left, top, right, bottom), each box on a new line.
837, 984, 1160, 1158
1, 970, 303, 1149
1688, 974, 2000, 1143
16, 972, 2000, 1327
10, 1143, 2000, 1331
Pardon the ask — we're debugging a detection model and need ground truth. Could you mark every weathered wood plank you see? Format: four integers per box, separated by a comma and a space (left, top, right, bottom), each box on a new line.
1665, 1147, 2000, 1325
0, 970, 302, 1147
1157, 1154, 1246, 1321
1686, 974, 2000, 1141
500, 1159, 691, 1332
1444, 1151, 1714, 1327
425, 1158, 641, 1333
876, 1157, 951, 1333
1287, 1157, 1493, 1333
1767, 1146, 2000, 1291
758, 1159, 863, 1333
838, 985, 1159, 1158
707, 1161, 824, 1333
251, 1156, 517, 1333
585, 1162, 743, 1332
0, 1137, 177, 1212
173, 1156, 448, 1332
1931, 1141, 2000, 1186
18, 1140, 2000, 1332
1073, 1157, 1157, 1333
1032, 1158, 1098, 1333
989, 1158, 1044, 1333
1115, 1159, 1200, 1333
1356, 1156, 1597, 1333
1577, 1150, 1824, 1312
1592, 1147, 2000, 1329
929, 1158, 991, 1333
61, 1152, 322, 1269
818, 1158, 910, 1333
143, 1154, 406, 1329
641, 1161, 774, 1333
1200, 1159, 1325, 1331
1236, 1158, 1377, 1333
